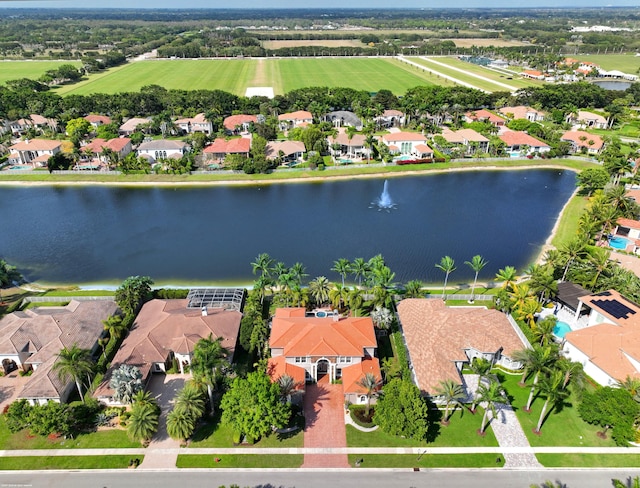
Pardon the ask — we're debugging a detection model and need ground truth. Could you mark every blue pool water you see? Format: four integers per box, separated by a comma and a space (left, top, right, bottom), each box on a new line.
609, 236, 631, 250
553, 321, 572, 339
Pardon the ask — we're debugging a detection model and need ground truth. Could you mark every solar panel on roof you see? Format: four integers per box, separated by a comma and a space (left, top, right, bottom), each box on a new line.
592, 299, 636, 320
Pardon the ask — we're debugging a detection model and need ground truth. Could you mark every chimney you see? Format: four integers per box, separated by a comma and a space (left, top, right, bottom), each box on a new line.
201, 306, 208, 316
333, 310, 339, 322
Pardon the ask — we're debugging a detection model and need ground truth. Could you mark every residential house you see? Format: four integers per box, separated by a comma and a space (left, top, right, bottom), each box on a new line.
94, 297, 242, 405
498, 106, 545, 123
137, 140, 189, 162
560, 130, 604, 155
278, 111, 313, 131
396, 299, 526, 396
223, 114, 257, 135
265, 140, 306, 164
381, 132, 432, 158
439, 128, 489, 155
266, 308, 382, 405
611, 218, 640, 253
375, 109, 405, 129
328, 133, 368, 159
0, 300, 118, 405
522, 70, 545, 80
568, 111, 608, 130
175, 113, 213, 135
82, 137, 132, 162
84, 115, 112, 128
563, 290, 640, 386
498, 130, 550, 156
464, 109, 506, 127
119, 117, 150, 136
203, 137, 251, 164
324, 111, 362, 130
8, 139, 62, 167
9, 114, 58, 136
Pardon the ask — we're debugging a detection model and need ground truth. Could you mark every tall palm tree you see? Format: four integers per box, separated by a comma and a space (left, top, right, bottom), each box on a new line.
350, 258, 369, 287
534, 370, 568, 434
332, 258, 351, 287
127, 401, 159, 445
357, 372, 381, 416
348, 287, 364, 316
434, 379, 466, 424
495, 266, 517, 290
465, 255, 488, 303
516, 298, 542, 329
469, 357, 492, 412
329, 283, 349, 310
308, 276, 330, 306
616, 376, 640, 402
253, 275, 272, 305
289, 262, 308, 287
560, 238, 587, 282
251, 253, 274, 277
557, 357, 585, 391
532, 316, 557, 346
175, 383, 206, 420
513, 345, 558, 412
404, 279, 423, 298
364, 134, 377, 163
103, 315, 127, 342
167, 407, 196, 443
435, 256, 456, 301
190, 334, 228, 414
52, 344, 93, 403
477, 380, 506, 435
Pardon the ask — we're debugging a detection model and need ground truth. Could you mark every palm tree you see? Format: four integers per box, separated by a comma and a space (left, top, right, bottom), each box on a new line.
251, 253, 274, 277
52, 344, 93, 403
532, 315, 557, 346
351, 258, 369, 287
103, 315, 127, 342
616, 376, 640, 402
516, 298, 542, 328
277, 374, 301, 404
436, 256, 456, 301
329, 283, 349, 310
404, 279, 423, 298
332, 258, 351, 287
167, 407, 196, 443
308, 276, 330, 306
289, 262, 308, 287
465, 255, 488, 303
348, 287, 364, 316
175, 383, 206, 419
612, 476, 640, 488
127, 401, 159, 445
513, 345, 558, 412
469, 357, 492, 412
357, 372, 381, 416
534, 370, 568, 434
253, 275, 272, 305
560, 237, 587, 281
364, 134, 377, 163
557, 357, 585, 391
370, 306, 393, 330
434, 379, 466, 424
190, 334, 228, 414
495, 266, 517, 290
477, 380, 506, 435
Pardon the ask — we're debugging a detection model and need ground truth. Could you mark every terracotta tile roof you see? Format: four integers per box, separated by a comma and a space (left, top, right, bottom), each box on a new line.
94, 299, 241, 398
175, 113, 208, 124
465, 109, 505, 124
269, 308, 377, 358
442, 128, 489, 144
382, 132, 426, 143
577, 111, 607, 124
84, 114, 112, 125
83, 138, 107, 153
119, 117, 149, 132
10, 139, 62, 151
223, 114, 257, 131
499, 130, 549, 148
204, 137, 251, 154
278, 111, 313, 121
498, 106, 545, 120
106, 137, 131, 152
561, 130, 604, 150
265, 140, 306, 158
341, 358, 382, 395
523, 69, 543, 77
266, 356, 307, 387
617, 218, 640, 230
328, 133, 366, 146
414, 144, 433, 154
580, 290, 640, 329
397, 299, 527, 395
626, 189, 640, 203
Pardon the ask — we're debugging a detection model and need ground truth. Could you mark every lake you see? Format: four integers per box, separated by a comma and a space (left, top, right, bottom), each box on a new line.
0, 169, 576, 287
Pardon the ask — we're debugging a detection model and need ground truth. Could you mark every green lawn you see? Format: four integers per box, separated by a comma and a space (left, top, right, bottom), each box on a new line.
346, 405, 499, 447
573, 54, 640, 73
25, 301, 69, 309
0, 455, 138, 470
57, 59, 259, 96
497, 371, 616, 447
0, 60, 82, 86
347, 453, 504, 468
537, 453, 640, 468
0, 417, 139, 449
551, 194, 590, 248
176, 454, 303, 468
40, 289, 115, 297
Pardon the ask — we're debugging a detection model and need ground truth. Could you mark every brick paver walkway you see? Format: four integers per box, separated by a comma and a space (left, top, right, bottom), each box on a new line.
301, 376, 350, 468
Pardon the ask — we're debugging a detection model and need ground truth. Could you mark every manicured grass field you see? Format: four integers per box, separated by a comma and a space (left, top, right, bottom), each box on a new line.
347, 453, 504, 468
40, 289, 115, 297
573, 54, 640, 73
551, 194, 589, 248
176, 454, 303, 468
57, 59, 259, 96
0, 60, 82, 86
537, 453, 640, 468
0, 455, 138, 470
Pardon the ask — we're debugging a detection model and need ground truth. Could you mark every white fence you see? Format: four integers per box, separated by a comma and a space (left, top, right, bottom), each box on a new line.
25, 296, 114, 302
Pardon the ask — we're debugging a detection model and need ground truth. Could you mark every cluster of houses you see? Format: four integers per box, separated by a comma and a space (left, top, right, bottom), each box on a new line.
2, 103, 611, 171
520, 57, 639, 83
3, 279, 639, 413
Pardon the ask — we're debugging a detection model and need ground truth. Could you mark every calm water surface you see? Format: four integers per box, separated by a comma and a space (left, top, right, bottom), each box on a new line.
0, 169, 576, 286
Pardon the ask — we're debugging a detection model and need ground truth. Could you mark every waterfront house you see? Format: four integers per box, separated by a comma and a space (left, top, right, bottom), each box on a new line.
381, 132, 432, 158
327, 133, 368, 159
498, 130, 550, 156
560, 130, 604, 155
439, 128, 489, 155
136, 140, 189, 162
8, 139, 62, 167
203, 137, 251, 164
265, 140, 306, 164
82, 137, 132, 162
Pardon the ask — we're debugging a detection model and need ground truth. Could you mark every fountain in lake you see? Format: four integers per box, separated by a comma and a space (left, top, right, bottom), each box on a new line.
370, 179, 397, 211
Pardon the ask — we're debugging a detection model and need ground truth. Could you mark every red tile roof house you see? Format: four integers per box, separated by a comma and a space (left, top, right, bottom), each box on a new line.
266, 308, 382, 406
327, 133, 368, 160
8, 139, 62, 167
381, 132, 433, 159
84, 114, 112, 128
560, 130, 604, 155
9, 114, 58, 136
136, 140, 189, 163
612, 218, 640, 253
498, 106, 546, 123
0, 300, 118, 405
82, 137, 132, 162
94, 299, 242, 406
278, 111, 313, 131
563, 290, 640, 387
568, 110, 609, 130
265, 140, 306, 164
203, 137, 251, 164
396, 299, 526, 397
522, 69, 545, 80
464, 109, 506, 127
439, 128, 489, 155
498, 130, 550, 157
175, 113, 213, 135
223, 114, 257, 135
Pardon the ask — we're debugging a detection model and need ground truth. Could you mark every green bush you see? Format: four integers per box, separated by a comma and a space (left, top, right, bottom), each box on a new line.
232, 431, 241, 444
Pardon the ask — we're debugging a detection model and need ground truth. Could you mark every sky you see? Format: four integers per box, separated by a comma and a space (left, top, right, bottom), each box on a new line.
0, 0, 638, 8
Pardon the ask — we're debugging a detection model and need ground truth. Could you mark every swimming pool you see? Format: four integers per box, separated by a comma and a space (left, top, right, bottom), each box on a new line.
553, 321, 572, 339
609, 235, 632, 250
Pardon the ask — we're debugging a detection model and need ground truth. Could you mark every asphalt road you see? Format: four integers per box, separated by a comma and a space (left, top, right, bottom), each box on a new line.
2, 469, 640, 488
